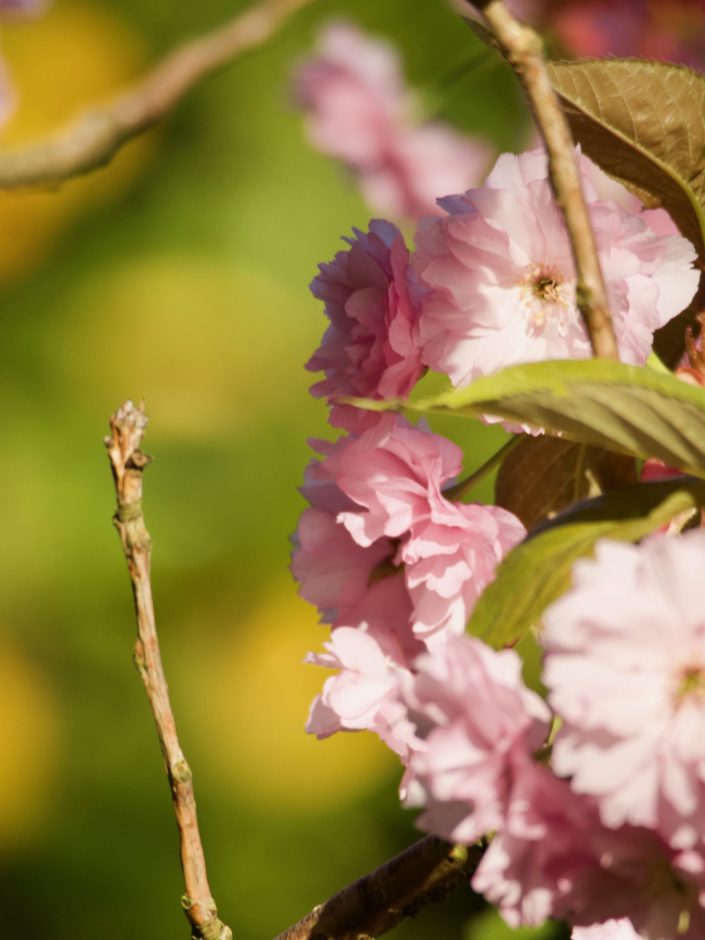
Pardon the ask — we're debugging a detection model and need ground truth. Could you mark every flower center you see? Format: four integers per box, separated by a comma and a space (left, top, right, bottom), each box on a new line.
519, 264, 571, 331
674, 663, 705, 706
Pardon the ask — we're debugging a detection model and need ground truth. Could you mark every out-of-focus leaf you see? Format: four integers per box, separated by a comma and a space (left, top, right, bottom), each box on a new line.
496, 437, 635, 529
355, 359, 705, 477
547, 59, 705, 258
469, 481, 704, 649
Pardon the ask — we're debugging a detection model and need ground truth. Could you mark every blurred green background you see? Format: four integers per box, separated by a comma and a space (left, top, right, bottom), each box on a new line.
0, 1, 560, 938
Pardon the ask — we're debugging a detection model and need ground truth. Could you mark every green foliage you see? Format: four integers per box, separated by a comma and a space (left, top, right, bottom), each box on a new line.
386, 359, 705, 477
469, 480, 704, 649
547, 59, 705, 259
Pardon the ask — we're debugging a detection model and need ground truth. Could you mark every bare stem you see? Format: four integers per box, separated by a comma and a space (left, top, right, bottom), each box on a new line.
273, 836, 483, 940
444, 436, 521, 502
0, 0, 314, 189
470, 0, 620, 360
105, 401, 232, 940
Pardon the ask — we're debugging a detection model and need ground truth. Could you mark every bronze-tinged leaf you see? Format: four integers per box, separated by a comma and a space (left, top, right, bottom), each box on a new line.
546, 59, 705, 258
495, 437, 636, 530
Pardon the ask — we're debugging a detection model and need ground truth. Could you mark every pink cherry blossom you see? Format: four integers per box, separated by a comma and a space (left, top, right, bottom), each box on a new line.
318, 414, 463, 546
291, 432, 397, 626
401, 635, 551, 844
293, 20, 493, 218
543, 532, 705, 852
292, 415, 526, 644
579, 153, 679, 238
292, 415, 526, 640
401, 503, 526, 641
573, 921, 644, 940
357, 122, 494, 221
507, 1, 705, 72
559, 2, 705, 72
293, 21, 405, 168
414, 149, 699, 386
472, 763, 602, 928
292, 502, 393, 624
306, 623, 419, 758
474, 761, 705, 937
308, 220, 424, 428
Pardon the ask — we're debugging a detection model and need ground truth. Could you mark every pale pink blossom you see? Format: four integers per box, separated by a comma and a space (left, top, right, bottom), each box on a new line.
294, 21, 493, 218
401, 635, 551, 843
291, 434, 397, 626
414, 149, 699, 386
308, 220, 424, 428
573, 921, 644, 940
579, 153, 679, 238
358, 123, 494, 221
558, 1, 705, 72
323, 418, 527, 632
507, 1, 705, 72
320, 414, 463, 546
474, 761, 705, 937
402, 503, 526, 640
472, 763, 601, 928
293, 20, 405, 166
543, 532, 705, 852
306, 623, 419, 758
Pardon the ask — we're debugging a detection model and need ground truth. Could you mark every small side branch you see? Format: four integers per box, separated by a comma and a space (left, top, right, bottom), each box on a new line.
470, 0, 620, 361
0, 0, 314, 189
444, 436, 521, 502
105, 401, 232, 940
274, 836, 483, 940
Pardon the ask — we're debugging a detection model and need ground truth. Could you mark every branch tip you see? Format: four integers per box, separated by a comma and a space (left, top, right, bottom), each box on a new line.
106, 401, 231, 940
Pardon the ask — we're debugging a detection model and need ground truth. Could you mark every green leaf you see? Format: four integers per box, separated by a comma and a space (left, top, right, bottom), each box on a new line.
495, 436, 635, 529
546, 59, 705, 258
469, 480, 704, 649
389, 359, 705, 477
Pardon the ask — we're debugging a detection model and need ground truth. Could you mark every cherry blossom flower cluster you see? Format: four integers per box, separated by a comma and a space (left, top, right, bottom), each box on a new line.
293, 20, 493, 219
292, 131, 703, 938
509, 0, 705, 71
306, 148, 698, 408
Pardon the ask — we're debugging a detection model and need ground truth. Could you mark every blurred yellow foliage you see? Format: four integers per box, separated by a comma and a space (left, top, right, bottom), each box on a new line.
196, 585, 398, 814
0, 641, 61, 853
59, 255, 315, 437
0, 0, 152, 281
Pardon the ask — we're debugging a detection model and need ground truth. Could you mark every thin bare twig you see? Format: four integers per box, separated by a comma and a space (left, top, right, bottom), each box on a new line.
469, 0, 620, 360
105, 401, 232, 940
443, 436, 521, 502
274, 836, 483, 940
0, 0, 314, 189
